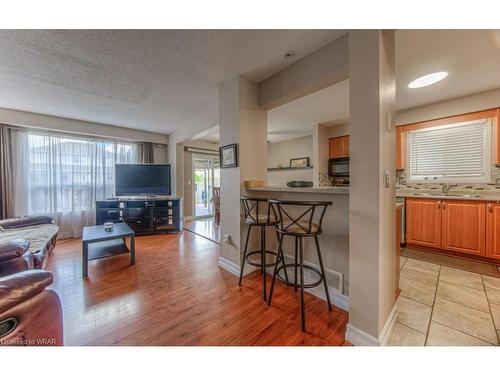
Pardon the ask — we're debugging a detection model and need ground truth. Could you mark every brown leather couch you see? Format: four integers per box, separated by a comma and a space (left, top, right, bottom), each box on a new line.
0, 270, 63, 346
0, 216, 58, 277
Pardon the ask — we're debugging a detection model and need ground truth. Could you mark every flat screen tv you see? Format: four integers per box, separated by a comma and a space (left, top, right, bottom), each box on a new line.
115, 164, 171, 196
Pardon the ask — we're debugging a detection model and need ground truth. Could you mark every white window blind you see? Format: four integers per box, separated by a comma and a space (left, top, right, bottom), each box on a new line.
408, 119, 490, 182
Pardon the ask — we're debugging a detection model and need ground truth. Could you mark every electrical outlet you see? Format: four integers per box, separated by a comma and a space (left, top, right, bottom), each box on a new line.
222, 234, 231, 245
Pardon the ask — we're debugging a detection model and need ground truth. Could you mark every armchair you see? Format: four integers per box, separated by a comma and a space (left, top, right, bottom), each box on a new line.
0, 239, 34, 278
0, 270, 63, 346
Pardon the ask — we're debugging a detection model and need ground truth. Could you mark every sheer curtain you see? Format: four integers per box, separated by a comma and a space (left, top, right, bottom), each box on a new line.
11, 129, 138, 238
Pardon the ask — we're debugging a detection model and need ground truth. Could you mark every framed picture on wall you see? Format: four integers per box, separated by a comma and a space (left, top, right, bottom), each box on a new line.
219, 143, 238, 168
289, 157, 310, 168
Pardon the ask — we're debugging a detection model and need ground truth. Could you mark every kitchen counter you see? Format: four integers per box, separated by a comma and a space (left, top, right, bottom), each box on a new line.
397, 190, 500, 201
246, 185, 349, 195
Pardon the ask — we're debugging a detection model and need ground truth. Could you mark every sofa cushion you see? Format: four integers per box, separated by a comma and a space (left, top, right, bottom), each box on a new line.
0, 216, 53, 230
0, 224, 59, 255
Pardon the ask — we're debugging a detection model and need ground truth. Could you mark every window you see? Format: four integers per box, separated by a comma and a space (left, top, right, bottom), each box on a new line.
12, 130, 138, 237
408, 119, 491, 182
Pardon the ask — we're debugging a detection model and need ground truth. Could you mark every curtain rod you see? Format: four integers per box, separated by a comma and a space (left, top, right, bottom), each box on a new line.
4, 123, 166, 146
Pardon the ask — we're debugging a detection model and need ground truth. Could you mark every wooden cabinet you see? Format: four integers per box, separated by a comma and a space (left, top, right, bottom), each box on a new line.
329, 136, 349, 159
441, 200, 485, 256
406, 198, 442, 249
486, 202, 500, 260
406, 197, 488, 258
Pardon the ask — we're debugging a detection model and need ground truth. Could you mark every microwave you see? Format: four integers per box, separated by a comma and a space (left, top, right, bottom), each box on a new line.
329, 157, 350, 177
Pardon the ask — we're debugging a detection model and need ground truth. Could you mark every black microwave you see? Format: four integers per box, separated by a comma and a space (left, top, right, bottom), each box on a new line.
329, 157, 350, 177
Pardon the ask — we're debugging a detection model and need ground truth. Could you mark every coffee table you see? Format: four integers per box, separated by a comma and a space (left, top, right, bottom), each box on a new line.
82, 223, 135, 277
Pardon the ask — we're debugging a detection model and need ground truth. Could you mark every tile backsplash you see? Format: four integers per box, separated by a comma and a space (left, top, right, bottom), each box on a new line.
318, 172, 349, 186
396, 165, 500, 191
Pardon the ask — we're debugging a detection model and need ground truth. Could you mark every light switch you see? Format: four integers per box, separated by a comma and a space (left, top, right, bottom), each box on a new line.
384, 170, 390, 188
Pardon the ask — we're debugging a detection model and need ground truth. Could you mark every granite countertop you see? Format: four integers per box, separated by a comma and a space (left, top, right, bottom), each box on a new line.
397, 189, 500, 202
246, 186, 349, 195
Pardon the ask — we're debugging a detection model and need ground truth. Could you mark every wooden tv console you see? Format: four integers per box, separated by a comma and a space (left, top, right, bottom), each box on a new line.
96, 197, 183, 235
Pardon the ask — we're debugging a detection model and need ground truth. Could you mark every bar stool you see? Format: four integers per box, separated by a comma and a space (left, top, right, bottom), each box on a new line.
267, 199, 332, 331
239, 196, 289, 301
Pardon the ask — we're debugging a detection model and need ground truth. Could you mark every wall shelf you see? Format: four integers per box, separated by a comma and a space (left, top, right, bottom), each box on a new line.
267, 166, 313, 171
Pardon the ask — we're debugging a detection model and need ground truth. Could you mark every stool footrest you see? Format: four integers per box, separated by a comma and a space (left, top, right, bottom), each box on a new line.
276, 263, 323, 289
244, 250, 280, 268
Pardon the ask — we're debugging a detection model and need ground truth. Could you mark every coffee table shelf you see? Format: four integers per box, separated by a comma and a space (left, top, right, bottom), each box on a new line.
87, 239, 130, 261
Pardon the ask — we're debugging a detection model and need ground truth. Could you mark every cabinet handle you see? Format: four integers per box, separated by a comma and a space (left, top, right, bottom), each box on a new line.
443, 202, 446, 209
488, 204, 493, 212
437, 201, 441, 209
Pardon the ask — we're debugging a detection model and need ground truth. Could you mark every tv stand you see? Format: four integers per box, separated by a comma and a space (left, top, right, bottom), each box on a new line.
96, 197, 183, 235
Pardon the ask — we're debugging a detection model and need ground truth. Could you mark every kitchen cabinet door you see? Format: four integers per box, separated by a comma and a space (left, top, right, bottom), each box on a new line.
329, 137, 345, 159
406, 198, 442, 249
342, 136, 350, 157
441, 200, 486, 256
486, 202, 500, 260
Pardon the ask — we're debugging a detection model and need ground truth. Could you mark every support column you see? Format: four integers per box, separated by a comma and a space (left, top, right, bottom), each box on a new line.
346, 30, 397, 345
218, 76, 268, 274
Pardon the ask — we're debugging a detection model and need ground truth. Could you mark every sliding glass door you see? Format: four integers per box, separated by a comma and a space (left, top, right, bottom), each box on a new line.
193, 154, 220, 219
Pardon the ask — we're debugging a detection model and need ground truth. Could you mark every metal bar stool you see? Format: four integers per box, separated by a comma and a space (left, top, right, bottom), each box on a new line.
239, 196, 289, 301
267, 199, 332, 331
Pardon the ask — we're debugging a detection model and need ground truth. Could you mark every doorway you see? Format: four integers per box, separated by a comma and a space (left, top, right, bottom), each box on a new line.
193, 154, 220, 219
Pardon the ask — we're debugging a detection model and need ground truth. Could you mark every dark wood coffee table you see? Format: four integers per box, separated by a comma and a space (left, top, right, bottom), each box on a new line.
82, 223, 135, 277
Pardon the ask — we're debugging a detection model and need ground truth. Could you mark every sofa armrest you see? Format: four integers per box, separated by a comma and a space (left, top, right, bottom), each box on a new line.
0, 240, 30, 262
0, 216, 53, 230
0, 270, 53, 315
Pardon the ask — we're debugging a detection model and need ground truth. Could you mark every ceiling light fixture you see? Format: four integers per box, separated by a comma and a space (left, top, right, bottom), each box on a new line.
408, 71, 448, 89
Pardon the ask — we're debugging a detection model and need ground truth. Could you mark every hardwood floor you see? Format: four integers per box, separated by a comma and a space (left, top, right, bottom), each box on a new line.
48, 231, 348, 345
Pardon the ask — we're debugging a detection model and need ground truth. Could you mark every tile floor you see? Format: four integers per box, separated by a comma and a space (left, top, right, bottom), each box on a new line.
389, 257, 500, 346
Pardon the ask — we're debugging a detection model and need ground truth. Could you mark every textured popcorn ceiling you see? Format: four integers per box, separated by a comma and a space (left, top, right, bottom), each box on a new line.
0, 29, 346, 135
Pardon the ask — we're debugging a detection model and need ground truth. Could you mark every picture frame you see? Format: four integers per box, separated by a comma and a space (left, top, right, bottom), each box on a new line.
219, 143, 238, 168
289, 157, 310, 168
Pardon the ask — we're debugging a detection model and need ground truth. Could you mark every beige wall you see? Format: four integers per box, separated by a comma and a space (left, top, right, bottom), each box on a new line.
258, 34, 348, 110
0, 107, 168, 144
267, 135, 313, 186
347, 30, 396, 344
396, 87, 500, 126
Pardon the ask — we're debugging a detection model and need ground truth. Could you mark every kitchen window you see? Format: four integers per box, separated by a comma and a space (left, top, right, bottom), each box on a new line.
407, 118, 491, 182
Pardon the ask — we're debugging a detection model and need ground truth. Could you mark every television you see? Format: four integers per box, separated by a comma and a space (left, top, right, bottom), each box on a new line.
115, 164, 171, 196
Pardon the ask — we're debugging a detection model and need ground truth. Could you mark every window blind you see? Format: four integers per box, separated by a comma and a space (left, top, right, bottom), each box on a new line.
408, 119, 489, 182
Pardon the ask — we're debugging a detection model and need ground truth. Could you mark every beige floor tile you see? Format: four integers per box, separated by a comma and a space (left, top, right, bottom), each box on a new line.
486, 289, 500, 306
432, 298, 498, 345
399, 277, 436, 306
388, 323, 426, 346
396, 296, 432, 334
483, 275, 500, 291
440, 266, 484, 291
400, 256, 408, 270
436, 280, 490, 313
489, 303, 500, 330
405, 258, 441, 272
400, 262, 440, 287
426, 322, 492, 346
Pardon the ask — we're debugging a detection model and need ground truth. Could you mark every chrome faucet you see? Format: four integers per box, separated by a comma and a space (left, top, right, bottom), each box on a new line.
441, 183, 457, 195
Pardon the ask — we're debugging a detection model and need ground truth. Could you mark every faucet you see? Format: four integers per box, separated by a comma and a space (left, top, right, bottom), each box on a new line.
441, 183, 457, 195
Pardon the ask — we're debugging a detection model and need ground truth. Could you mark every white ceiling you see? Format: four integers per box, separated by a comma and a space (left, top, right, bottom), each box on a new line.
396, 29, 500, 110
0, 29, 346, 135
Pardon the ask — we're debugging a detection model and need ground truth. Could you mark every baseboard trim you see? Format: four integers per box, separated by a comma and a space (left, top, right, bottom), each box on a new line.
346, 304, 398, 346
218, 257, 257, 277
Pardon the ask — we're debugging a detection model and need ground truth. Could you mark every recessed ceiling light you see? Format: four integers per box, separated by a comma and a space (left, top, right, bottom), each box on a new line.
408, 71, 448, 89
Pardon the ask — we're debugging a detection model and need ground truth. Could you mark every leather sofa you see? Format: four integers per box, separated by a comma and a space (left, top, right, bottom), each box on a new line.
0, 270, 63, 346
0, 216, 58, 277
